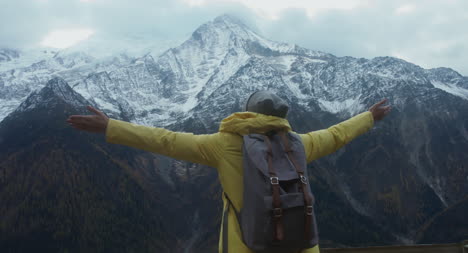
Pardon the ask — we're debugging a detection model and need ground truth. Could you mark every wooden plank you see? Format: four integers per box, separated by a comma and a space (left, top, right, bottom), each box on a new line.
322, 242, 463, 253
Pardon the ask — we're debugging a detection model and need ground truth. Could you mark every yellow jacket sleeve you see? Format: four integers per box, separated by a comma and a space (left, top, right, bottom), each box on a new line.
105, 119, 223, 168
299, 111, 374, 163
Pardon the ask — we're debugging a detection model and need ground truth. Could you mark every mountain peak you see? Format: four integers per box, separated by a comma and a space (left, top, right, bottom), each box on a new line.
187, 14, 309, 57
213, 14, 249, 28
45, 76, 75, 96
14, 77, 91, 113
190, 14, 256, 43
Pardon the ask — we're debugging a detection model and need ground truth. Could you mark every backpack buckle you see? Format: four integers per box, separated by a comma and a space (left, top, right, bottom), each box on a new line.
273, 208, 283, 218
270, 177, 279, 185
306, 205, 314, 216
300, 175, 308, 184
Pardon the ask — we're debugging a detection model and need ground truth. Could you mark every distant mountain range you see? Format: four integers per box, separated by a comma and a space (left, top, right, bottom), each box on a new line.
1, 14, 467, 252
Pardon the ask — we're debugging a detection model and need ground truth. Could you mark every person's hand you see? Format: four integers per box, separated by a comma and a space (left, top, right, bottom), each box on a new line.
369, 99, 391, 121
66, 106, 109, 134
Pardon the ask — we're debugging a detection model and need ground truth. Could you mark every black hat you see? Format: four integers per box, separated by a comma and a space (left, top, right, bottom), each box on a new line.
244, 91, 289, 118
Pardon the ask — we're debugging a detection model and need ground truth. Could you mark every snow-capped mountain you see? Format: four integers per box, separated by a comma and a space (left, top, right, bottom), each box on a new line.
0, 48, 20, 62
0, 15, 331, 124
2, 15, 467, 126
0, 33, 180, 123
0, 47, 94, 120
1, 14, 468, 248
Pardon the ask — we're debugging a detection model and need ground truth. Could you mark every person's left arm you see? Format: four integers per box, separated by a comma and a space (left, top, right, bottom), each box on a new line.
299, 99, 391, 163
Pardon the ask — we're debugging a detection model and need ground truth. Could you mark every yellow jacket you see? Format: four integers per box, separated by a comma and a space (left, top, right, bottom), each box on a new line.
106, 111, 374, 253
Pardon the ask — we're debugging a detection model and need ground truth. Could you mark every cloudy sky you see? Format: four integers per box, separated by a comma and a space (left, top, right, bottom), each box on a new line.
1, 0, 467, 75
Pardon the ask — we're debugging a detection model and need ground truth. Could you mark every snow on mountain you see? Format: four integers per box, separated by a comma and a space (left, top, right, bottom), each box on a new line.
64, 14, 332, 126
0, 48, 57, 72
0, 47, 94, 121
1, 14, 468, 126
14, 77, 91, 114
318, 97, 365, 115
0, 34, 178, 123
431, 80, 468, 100
0, 48, 21, 63
425, 67, 468, 100
57, 33, 183, 60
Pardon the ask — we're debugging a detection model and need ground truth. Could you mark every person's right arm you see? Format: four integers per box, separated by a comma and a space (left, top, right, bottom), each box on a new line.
105, 119, 223, 167
67, 106, 223, 168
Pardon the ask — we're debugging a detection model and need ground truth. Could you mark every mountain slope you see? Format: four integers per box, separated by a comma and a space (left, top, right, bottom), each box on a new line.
416, 195, 468, 244
0, 78, 177, 252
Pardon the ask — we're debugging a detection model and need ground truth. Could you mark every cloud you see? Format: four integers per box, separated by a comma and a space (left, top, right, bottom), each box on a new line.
183, 0, 368, 19
0, 0, 255, 48
256, 0, 468, 75
41, 28, 95, 48
1, 0, 467, 75
0, 0, 96, 48
395, 4, 416, 15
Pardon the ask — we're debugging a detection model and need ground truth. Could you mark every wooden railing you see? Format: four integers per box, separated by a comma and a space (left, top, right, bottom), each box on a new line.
322, 240, 468, 253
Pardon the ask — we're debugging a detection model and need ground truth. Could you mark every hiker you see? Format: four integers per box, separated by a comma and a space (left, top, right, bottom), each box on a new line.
67, 91, 391, 253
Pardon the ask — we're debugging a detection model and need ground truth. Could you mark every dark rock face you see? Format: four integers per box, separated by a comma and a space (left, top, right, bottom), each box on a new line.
416, 196, 468, 244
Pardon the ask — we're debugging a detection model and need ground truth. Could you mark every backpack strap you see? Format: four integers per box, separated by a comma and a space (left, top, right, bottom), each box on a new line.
224, 192, 241, 221
279, 132, 314, 241
222, 193, 242, 253
222, 196, 230, 253
263, 135, 285, 242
